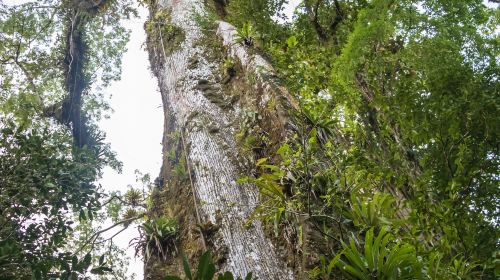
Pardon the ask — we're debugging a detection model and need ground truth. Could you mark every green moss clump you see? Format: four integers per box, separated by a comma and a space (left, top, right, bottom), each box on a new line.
145, 9, 185, 56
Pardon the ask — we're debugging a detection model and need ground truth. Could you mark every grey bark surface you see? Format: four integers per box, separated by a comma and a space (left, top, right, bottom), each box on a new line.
149, 0, 295, 278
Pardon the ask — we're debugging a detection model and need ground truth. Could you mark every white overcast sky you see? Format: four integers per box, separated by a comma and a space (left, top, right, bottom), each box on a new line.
97, 5, 162, 279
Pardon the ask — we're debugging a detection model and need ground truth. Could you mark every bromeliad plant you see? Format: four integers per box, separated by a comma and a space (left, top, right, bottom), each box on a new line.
234, 22, 257, 46
124, 188, 143, 207
132, 216, 178, 261
334, 227, 423, 280
166, 251, 254, 280
347, 192, 398, 231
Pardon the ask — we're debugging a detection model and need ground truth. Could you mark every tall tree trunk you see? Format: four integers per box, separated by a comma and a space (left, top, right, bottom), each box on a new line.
145, 0, 296, 279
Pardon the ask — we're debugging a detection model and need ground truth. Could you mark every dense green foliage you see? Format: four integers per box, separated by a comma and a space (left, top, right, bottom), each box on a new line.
0, 121, 104, 278
223, 0, 499, 278
0, 0, 135, 278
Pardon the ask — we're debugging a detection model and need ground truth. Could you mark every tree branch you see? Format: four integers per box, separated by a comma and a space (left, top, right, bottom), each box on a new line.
304, 0, 328, 41
75, 214, 144, 255
329, 0, 343, 34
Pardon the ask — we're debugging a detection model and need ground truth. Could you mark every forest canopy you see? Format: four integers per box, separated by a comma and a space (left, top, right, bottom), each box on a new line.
1, 0, 499, 279
215, 0, 499, 278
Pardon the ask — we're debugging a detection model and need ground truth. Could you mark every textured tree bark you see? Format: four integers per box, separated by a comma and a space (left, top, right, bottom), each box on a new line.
146, 0, 295, 279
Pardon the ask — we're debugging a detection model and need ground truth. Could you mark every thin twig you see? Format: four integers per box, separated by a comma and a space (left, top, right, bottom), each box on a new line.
75, 214, 144, 255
